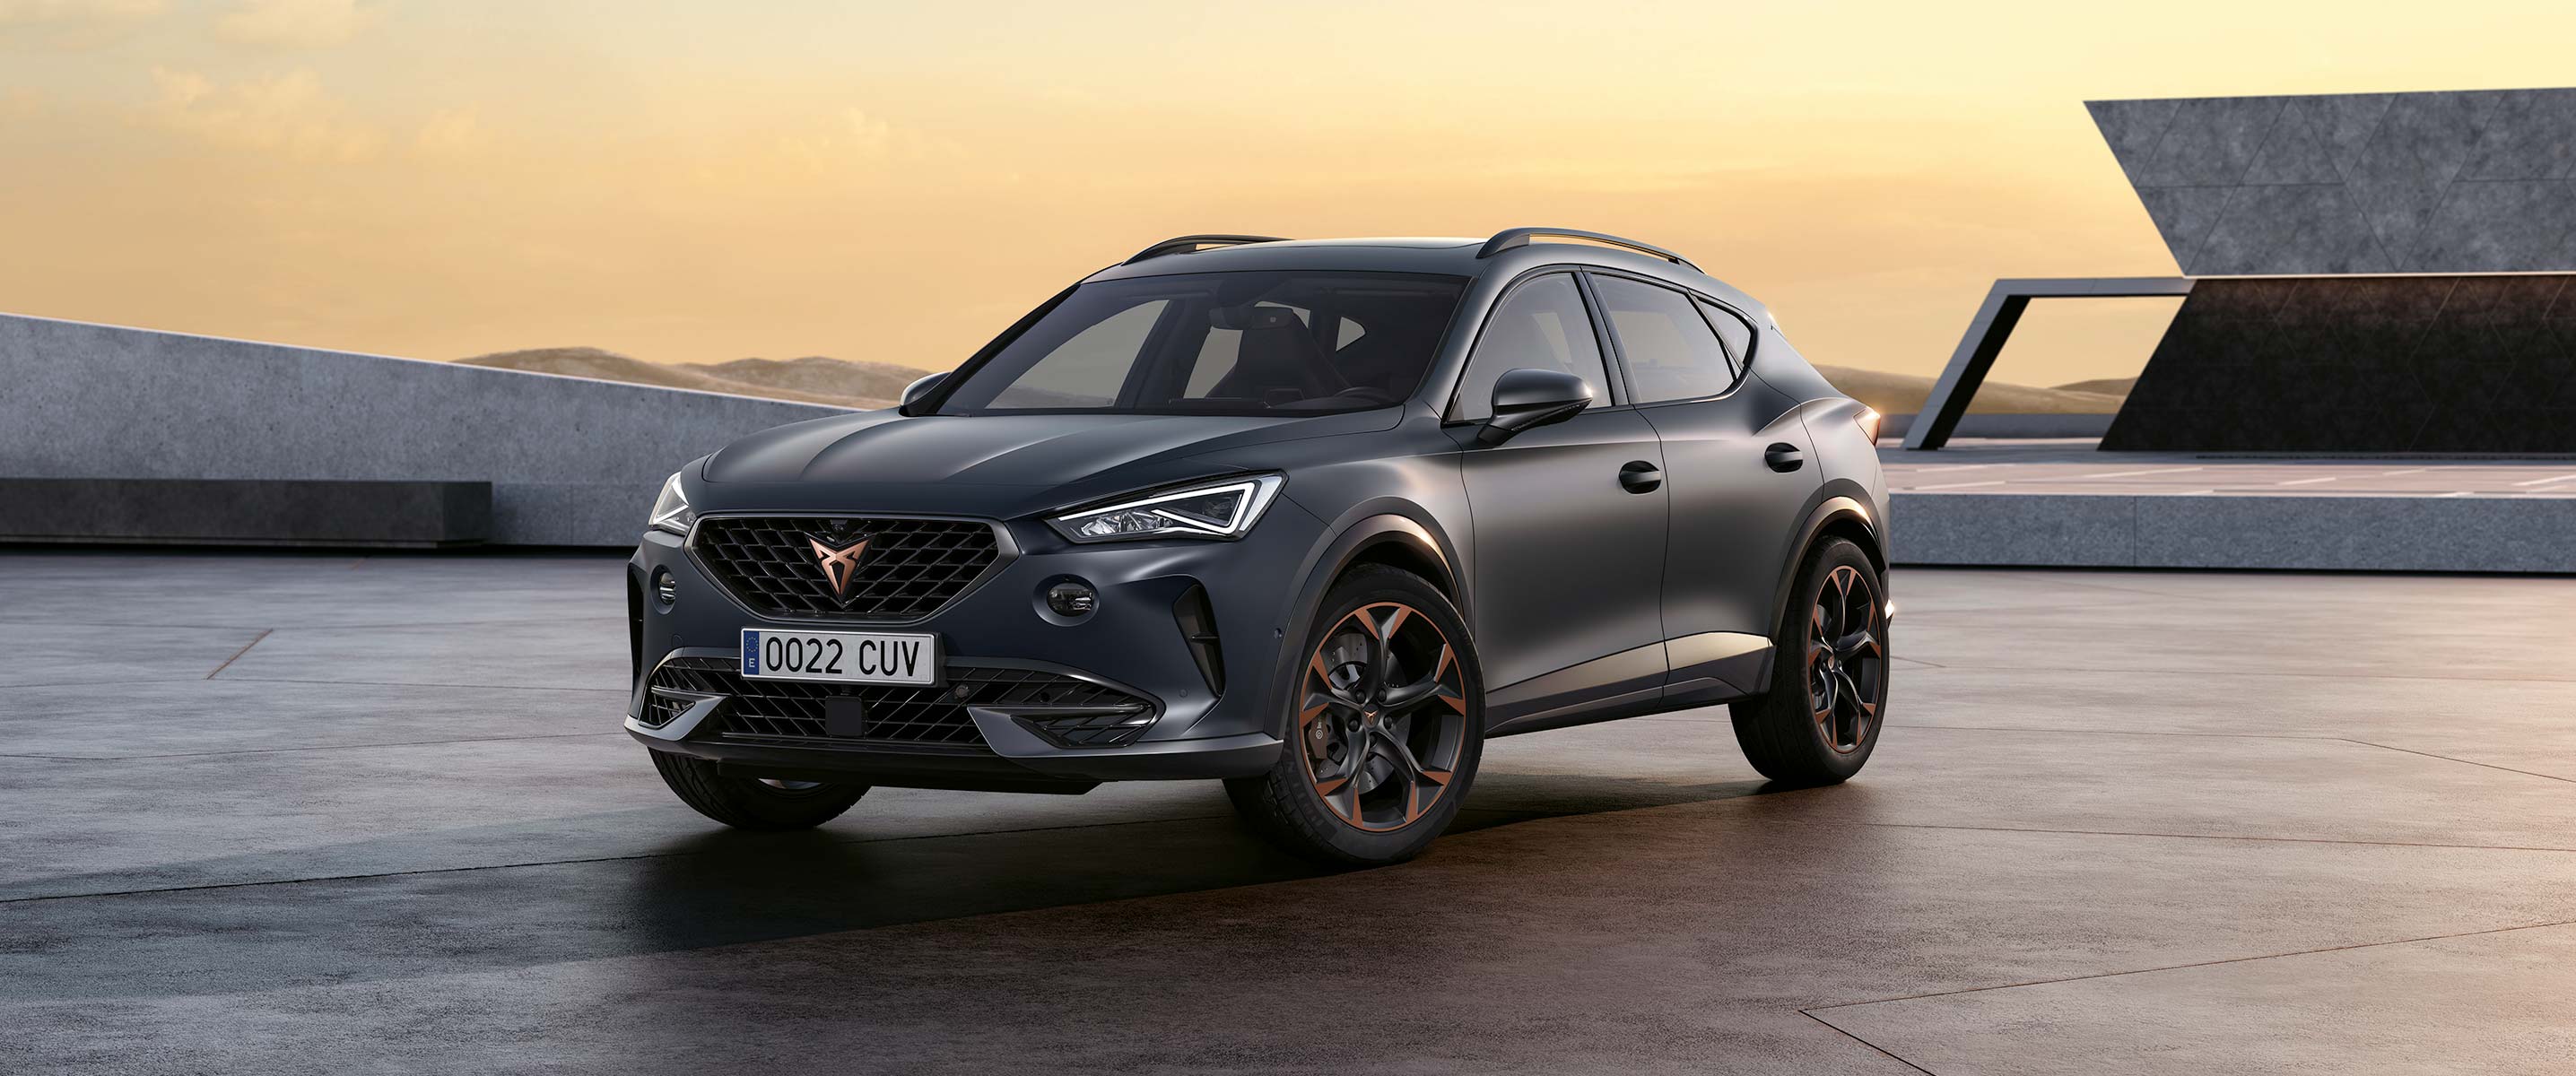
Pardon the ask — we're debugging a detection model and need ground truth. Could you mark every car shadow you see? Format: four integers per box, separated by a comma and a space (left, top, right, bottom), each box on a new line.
13, 772, 1805, 1002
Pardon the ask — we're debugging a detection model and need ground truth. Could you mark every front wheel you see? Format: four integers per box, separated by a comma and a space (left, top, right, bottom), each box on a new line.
1226, 565, 1484, 866
649, 750, 869, 830
1730, 537, 1889, 785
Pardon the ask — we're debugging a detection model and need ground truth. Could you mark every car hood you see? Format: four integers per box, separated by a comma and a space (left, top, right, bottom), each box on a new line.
698, 408, 1392, 516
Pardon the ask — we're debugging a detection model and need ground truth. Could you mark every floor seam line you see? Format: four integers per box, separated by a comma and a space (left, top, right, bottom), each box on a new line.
1806, 917, 2576, 1012
2335, 738, 2576, 785
1797, 1010, 1939, 1074
1858, 821, 2576, 853
204, 629, 273, 680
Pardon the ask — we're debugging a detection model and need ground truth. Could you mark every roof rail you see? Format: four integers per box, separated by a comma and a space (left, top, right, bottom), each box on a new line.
1123, 234, 1290, 265
1475, 228, 1698, 271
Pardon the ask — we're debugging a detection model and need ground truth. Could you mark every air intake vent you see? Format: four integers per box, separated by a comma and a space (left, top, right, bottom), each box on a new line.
1172, 583, 1223, 696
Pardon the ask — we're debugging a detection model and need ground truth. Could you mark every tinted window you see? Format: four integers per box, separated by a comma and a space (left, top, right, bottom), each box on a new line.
1592, 276, 1735, 404
940, 271, 1466, 415
1451, 274, 1610, 421
989, 299, 1169, 408
1696, 298, 1754, 375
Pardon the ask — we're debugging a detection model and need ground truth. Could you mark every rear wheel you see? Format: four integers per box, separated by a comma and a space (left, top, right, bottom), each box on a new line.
1730, 538, 1889, 785
1227, 565, 1483, 866
649, 750, 869, 830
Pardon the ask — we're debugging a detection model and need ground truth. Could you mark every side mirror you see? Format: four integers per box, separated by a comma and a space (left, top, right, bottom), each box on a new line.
1477, 368, 1593, 445
898, 372, 947, 414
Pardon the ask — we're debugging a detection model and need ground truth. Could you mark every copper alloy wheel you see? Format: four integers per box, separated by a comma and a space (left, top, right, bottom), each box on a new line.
1297, 602, 1469, 832
1806, 565, 1886, 754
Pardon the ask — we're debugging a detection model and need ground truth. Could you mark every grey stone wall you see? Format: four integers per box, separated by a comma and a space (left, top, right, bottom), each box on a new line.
2091, 89, 2576, 274
2102, 276, 2576, 453
0, 314, 851, 545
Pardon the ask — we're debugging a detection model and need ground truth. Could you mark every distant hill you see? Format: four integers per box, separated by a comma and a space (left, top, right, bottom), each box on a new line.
456, 348, 917, 409
2050, 376, 2138, 398
1815, 365, 2127, 415
456, 348, 2127, 416
685, 356, 930, 404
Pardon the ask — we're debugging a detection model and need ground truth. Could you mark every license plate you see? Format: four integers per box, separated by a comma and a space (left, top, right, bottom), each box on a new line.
740, 629, 940, 685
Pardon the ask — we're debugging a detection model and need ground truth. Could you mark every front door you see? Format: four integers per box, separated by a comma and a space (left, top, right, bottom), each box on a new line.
1449, 273, 1670, 726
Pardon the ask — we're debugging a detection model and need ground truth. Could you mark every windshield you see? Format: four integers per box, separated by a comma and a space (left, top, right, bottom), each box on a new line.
936, 270, 1467, 416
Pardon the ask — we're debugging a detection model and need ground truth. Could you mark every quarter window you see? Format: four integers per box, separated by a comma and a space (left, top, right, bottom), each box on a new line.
1591, 276, 1736, 404
1696, 298, 1754, 376
1451, 274, 1611, 421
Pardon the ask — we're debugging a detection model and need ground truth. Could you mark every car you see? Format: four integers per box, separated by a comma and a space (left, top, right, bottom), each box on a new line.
624, 228, 1892, 865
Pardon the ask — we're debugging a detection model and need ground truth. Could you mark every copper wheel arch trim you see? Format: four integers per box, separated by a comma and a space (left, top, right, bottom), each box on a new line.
1297, 601, 1469, 832
1806, 565, 1885, 755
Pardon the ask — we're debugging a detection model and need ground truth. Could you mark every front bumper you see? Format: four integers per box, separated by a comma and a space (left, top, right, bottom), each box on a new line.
622, 504, 1322, 789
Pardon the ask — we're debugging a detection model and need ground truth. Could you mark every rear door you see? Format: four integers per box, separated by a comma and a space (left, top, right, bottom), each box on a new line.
1451, 272, 1671, 726
1587, 273, 1818, 699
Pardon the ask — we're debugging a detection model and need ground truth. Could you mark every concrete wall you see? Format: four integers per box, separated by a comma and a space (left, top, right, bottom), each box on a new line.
1893, 492, 2576, 573
2102, 275, 2576, 454
0, 314, 852, 546
2090, 88, 2576, 275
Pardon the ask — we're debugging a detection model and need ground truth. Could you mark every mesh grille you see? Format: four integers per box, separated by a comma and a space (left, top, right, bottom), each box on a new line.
691, 516, 1002, 620
648, 657, 1153, 749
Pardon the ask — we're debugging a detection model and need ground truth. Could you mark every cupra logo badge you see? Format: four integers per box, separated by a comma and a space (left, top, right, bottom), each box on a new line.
807, 534, 869, 597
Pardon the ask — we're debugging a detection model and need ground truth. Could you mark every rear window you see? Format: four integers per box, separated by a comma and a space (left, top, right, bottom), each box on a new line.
938, 271, 1468, 416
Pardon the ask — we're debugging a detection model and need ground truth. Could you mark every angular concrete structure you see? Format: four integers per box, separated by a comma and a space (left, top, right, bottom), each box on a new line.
2091, 88, 2576, 274
0, 314, 852, 545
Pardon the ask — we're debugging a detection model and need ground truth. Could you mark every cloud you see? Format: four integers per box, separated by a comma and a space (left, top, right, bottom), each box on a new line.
0, 0, 165, 48
413, 108, 485, 158
213, 0, 371, 48
145, 66, 383, 161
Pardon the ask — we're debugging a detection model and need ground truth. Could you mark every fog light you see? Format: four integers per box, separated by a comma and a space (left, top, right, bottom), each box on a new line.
1046, 580, 1097, 618
652, 568, 678, 608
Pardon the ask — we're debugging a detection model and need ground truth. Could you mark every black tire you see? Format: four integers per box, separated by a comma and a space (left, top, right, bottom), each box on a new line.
1226, 565, 1484, 867
1730, 537, 1890, 785
649, 750, 869, 830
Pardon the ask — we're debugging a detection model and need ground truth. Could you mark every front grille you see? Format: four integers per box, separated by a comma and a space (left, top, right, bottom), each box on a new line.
692, 516, 1002, 620
647, 657, 1154, 749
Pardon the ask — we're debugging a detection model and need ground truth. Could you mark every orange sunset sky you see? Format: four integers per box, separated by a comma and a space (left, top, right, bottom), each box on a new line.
4, 0, 2572, 384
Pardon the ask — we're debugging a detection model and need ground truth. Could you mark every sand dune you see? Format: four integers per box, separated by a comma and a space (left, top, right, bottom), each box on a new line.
456, 348, 910, 409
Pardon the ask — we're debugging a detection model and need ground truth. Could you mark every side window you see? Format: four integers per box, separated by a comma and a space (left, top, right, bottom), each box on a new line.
1590, 276, 1735, 404
990, 299, 1169, 408
1450, 274, 1611, 421
1696, 298, 1754, 376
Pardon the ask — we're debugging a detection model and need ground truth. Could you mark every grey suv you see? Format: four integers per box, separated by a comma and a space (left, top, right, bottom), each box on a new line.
625, 229, 1891, 865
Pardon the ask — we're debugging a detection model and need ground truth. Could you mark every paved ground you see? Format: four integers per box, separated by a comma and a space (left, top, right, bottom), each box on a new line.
5, 550, 2574, 1073
1884, 438, 2576, 498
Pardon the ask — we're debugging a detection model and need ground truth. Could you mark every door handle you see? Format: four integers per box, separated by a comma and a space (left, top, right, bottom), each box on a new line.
1764, 443, 1806, 473
1618, 460, 1663, 493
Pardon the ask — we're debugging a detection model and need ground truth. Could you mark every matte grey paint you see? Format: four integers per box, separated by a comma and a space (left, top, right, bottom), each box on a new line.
629, 237, 1887, 788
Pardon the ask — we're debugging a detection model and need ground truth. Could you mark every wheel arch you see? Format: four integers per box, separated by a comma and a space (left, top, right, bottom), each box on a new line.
1263, 510, 1468, 737
1767, 493, 1886, 638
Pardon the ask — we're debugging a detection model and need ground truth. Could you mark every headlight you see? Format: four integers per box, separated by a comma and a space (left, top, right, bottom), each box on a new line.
648, 471, 696, 536
1048, 474, 1284, 543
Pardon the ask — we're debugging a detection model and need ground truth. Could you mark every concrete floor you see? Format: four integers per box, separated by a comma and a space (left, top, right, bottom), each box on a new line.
4, 550, 2574, 1073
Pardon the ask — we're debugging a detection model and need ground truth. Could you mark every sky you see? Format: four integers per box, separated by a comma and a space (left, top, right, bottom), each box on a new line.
4, 0, 2572, 385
